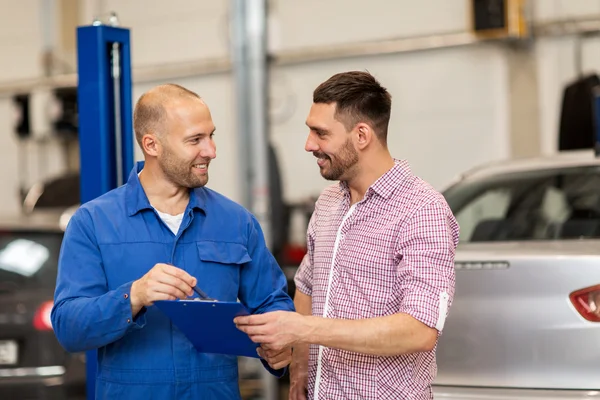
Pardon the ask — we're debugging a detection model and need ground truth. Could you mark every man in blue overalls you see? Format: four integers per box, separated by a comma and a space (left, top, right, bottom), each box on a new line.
51, 83, 295, 399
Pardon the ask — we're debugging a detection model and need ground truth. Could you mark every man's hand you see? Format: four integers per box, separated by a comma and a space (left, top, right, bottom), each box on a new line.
130, 263, 196, 316
234, 311, 312, 351
257, 345, 292, 370
288, 344, 309, 400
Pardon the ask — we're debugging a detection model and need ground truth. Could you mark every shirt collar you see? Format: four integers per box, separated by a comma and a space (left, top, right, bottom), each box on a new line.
125, 161, 207, 216
338, 159, 412, 201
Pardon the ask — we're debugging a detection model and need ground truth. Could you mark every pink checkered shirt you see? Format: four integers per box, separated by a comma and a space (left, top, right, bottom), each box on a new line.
294, 160, 460, 400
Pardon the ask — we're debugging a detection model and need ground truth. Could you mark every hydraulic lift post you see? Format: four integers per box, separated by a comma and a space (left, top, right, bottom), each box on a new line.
76, 15, 134, 399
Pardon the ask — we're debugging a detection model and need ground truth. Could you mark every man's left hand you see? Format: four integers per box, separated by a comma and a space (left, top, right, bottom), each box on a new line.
234, 311, 311, 351
257, 346, 292, 370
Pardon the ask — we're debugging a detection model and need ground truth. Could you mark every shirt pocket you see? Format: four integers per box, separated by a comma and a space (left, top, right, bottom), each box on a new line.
195, 241, 252, 301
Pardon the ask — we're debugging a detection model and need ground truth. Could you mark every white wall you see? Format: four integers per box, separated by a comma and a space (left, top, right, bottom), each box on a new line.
533, 0, 600, 21
274, 0, 469, 50
81, 0, 230, 66
0, 0, 44, 81
1, 0, 599, 213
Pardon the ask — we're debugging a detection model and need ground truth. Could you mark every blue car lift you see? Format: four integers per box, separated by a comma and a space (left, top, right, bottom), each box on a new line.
76, 19, 134, 399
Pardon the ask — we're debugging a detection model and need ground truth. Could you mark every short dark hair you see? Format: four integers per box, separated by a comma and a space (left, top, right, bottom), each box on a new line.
313, 71, 392, 142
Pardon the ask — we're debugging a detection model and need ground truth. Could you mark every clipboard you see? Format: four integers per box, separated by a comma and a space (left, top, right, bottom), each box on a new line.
154, 299, 260, 358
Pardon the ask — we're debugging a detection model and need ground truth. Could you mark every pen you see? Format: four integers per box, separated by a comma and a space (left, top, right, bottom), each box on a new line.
192, 285, 210, 300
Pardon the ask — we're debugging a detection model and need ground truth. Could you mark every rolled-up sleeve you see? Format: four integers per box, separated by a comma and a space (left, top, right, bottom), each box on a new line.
396, 200, 459, 332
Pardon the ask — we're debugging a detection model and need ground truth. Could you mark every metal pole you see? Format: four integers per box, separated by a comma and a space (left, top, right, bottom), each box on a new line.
109, 13, 124, 186
230, 1, 276, 399
246, 0, 271, 246
111, 41, 123, 186
231, 0, 251, 209
230, 0, 272, 241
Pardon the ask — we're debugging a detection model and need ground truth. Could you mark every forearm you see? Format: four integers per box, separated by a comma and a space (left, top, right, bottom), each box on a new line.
291, 291, 311, 377
293, 290, 312, 357
303, 312, 438, 356
52, 282, 146, 353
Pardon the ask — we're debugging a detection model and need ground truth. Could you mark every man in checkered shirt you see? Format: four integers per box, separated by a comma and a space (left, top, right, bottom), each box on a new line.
235, 71, 460, 399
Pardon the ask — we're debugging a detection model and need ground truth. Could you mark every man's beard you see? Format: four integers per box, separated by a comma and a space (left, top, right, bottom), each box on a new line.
314, 138, 358, 181
159, 144, 209, 189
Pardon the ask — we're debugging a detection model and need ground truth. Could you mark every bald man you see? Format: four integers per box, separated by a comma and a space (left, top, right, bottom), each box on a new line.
51, 84, 295, 399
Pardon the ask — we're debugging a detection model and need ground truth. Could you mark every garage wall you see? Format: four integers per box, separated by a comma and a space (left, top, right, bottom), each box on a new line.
0, 0, 44, 81
0, 0, 43, 214
0, 0, 70, 214
82, 0, 510, 203
0, 0, 599, 213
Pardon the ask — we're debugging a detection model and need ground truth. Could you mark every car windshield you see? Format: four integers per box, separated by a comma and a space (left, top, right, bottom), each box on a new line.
443, 165, 600, 243
0, 230, 63, 293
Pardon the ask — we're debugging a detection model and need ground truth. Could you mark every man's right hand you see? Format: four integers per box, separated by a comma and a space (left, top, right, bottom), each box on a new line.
130, 263, 197, 316
288, 344, 309, 400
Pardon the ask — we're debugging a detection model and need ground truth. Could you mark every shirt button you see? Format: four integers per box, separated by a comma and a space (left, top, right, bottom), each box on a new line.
127, 318, 131, 324
123, 294, 129, 299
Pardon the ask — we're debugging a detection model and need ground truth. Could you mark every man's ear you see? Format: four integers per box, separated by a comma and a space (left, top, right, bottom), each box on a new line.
142, 134, 160, 156
355, 123, 373, 150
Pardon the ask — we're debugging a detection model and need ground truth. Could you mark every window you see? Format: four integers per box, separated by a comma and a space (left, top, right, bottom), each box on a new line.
443, 166, 600, 242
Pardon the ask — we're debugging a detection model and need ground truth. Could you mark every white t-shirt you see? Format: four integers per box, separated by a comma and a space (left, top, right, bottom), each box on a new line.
154, 208, 184, 235
138, 171, 184, 235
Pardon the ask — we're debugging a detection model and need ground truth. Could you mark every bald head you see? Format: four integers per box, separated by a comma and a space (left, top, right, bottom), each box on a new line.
133, 83, 205, 149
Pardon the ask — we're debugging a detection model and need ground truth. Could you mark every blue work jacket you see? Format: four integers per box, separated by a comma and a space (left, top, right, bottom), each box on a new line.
51, 162, 295, 399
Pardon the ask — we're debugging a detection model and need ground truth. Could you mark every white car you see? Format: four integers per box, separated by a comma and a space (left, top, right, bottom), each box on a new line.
433, 150, 600, 399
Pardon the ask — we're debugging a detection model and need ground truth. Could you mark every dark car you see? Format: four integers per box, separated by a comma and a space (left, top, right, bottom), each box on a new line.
0, 209, 85, 400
